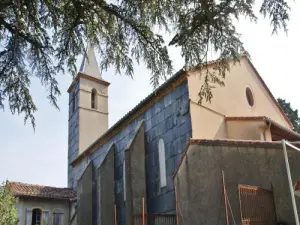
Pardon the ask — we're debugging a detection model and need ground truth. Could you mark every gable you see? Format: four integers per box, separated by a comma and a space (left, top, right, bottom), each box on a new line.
187, 57, 292, 131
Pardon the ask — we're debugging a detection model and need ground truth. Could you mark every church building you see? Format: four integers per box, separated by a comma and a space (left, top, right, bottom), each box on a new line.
67, 47, 300, 225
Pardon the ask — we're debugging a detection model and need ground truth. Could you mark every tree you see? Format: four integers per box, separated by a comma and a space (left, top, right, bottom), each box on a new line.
278, 98, 300, 133
0, 0, 290, 127
0, 181, 18, 225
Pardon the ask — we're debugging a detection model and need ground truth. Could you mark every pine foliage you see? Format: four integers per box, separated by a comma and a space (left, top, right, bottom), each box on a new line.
0, 181, 18, 225
0, 0, 291, 127
278, 98, 300, 133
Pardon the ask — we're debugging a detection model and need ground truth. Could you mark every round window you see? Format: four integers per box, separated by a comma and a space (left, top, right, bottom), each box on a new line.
246, 87, 254, 106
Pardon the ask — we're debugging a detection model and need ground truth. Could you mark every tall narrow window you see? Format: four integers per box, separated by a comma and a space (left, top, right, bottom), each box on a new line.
91, 89, 97, 109
72, 93, 75, 113
31, 208, 42, 225
123, 160, 126, 201
158, 138, 167, 187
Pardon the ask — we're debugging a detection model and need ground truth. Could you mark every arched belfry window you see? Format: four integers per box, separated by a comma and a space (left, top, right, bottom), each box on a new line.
158, 138, 167, 187
32, 208, 42, 225
91, 89, 97, 109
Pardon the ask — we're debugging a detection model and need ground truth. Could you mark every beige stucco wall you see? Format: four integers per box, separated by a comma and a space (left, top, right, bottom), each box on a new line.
78, 78, 109, 154
190, 102, 227, 139
226, 120, 272, 141
187, 58, 290, 140
16, 198, 70, 225
190, 102, 272, 141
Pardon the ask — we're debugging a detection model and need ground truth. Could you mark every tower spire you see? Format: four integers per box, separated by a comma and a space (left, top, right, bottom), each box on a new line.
79, 43, 101, 78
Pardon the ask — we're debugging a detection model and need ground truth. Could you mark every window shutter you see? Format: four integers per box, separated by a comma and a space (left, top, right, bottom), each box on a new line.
25, 208, 32, 225
53, 213, 64, 225
42, 210, 49, 225
59, 214, 63, 225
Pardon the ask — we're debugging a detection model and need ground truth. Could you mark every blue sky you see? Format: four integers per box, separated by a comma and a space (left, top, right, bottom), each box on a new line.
0, 3, 300, 187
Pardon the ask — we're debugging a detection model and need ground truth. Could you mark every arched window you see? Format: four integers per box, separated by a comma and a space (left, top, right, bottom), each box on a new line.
91, 89, 97, 109
158, 138, 167, 187
72, 93, 75, 113
32, 208, 42, 225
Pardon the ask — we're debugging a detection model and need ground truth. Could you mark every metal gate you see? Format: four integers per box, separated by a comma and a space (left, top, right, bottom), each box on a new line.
238, 184, 277, 225
133, 214, 176, 225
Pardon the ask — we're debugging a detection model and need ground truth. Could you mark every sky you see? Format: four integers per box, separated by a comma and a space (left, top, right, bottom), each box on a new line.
0, 2, 300, 187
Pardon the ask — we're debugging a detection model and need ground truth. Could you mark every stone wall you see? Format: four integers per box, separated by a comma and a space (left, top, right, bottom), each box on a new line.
68, 80, 80, 187
124, 121, 147, 225
174, 143, 300, 225
96, 144, 115, 225
77, 162, 93, 225
71, 80, 192, 225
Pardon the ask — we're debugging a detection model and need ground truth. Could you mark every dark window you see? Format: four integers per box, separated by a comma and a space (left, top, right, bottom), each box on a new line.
91, 89, 97, 109
246, 87, 254, 107
32, 208, 42, 225
72, 93, 75, 113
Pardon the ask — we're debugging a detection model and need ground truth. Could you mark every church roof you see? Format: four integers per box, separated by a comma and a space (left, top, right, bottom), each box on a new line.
8, 182, 76, 200
67, 44, 109, 93
79, 44, 102, 79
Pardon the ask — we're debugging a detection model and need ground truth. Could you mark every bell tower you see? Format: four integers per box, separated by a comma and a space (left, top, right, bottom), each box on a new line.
67, 45, 109, 186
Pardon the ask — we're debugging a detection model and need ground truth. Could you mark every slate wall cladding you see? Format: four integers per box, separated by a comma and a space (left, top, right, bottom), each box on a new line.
70, 80, 192, 225
77, 162, 93, 225
97, 144, 115, 225
124, 121, 147, 225
68, 81, 80, 187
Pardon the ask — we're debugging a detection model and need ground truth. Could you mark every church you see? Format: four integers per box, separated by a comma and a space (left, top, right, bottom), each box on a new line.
8, 46, 300, 225
67, 46, 300, 225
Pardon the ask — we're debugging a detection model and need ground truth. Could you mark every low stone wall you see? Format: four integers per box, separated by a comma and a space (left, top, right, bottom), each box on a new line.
174, 142, 300, 225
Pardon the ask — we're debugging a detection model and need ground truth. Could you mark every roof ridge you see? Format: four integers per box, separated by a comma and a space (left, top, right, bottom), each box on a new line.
8, 181, 76, 200
8, 181, 72, 190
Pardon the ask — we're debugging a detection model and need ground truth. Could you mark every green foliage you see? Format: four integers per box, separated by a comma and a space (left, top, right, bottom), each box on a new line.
278, 98, 300, 133
0, 181, 18, 225
0, 0, 291, 127
42, 218, 48, 225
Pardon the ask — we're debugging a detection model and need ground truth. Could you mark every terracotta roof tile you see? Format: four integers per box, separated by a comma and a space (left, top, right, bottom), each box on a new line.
8, 182, 76, 200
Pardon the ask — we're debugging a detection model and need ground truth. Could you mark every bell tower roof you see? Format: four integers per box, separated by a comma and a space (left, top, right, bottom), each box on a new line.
79, 44, 102, 79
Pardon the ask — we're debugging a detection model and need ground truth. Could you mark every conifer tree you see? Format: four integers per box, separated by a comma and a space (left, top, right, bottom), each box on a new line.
0, 181, 18, 225
278, 98, 300, 133
0, 0, 291, 127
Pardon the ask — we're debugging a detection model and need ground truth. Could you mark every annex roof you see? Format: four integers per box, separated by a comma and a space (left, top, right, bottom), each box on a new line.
8, 182, 76, 200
